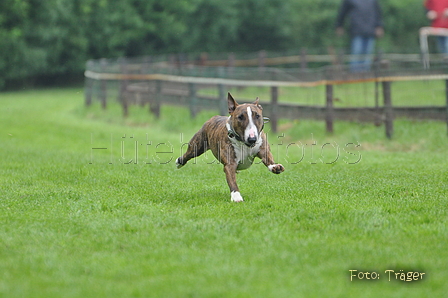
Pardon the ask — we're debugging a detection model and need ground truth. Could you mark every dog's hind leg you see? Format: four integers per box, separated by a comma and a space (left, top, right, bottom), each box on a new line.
176, 130, 208, 169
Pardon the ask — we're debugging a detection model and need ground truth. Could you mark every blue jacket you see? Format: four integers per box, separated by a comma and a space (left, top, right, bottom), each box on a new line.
336, 0, 383, 37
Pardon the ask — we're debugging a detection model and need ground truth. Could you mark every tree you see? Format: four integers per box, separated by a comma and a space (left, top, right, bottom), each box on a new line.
0, 0, 434, 89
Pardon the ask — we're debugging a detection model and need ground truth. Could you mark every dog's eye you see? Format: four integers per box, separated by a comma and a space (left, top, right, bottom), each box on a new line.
238, 114, 245, 121
255, 114, 260, 120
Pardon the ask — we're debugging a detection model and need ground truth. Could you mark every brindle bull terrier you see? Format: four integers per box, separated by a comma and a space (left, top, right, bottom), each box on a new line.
176, 93, 284, 202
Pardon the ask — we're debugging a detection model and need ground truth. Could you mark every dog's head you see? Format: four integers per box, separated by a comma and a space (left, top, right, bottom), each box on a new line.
227, 92, 264, 147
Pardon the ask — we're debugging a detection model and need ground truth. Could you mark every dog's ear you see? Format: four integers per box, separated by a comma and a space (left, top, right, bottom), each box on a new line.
227, 92, 238, 114
253, 97, 263, 110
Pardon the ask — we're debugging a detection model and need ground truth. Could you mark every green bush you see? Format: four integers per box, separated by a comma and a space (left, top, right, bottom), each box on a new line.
0, 0, 431, 89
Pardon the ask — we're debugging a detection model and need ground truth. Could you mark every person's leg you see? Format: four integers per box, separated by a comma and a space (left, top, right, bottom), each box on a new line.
350, 35, 363, 72
361, 37, 376, 71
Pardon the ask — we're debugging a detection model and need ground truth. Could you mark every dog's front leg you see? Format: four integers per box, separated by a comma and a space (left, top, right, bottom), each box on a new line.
223, 163, 243, 202
258, 136, 285, 174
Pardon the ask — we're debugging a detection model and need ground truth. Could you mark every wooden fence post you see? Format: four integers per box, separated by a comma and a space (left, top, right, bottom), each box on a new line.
100, 58, 108, 109
169, 54, 176, 71
227, 53, 235, 77
228, 53, 235, 67
199, 52, 208, 66
300, 48, 308, 70
119, 58, 129, 117
383, 80, 393, 139
218, 84, 227, 116
337, 48, 345, 67
270, 86, 278, 133
374, 57, 386, 126
258, 50, 266, 68
189, 83, 198, 118
85, 60, 93, 106
151, 80, 161, 118
327, 46, 338, 66
325, 84, 334, 134
374, 79, 381, 126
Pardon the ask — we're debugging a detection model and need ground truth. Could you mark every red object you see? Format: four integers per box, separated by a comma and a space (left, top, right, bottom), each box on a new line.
425, 0, 448, 28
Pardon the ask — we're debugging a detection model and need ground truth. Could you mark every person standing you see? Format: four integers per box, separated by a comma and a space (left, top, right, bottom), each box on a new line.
424, 0, 448, 54
335, 0, 384, 72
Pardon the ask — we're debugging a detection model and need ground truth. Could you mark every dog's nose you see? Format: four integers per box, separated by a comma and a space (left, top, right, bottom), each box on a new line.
247, 136, 257, 145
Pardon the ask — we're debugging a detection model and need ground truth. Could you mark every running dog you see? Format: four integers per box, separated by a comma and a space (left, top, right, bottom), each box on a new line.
176, 93, 284, 202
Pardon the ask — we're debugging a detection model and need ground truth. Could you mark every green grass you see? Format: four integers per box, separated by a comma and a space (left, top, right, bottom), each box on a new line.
1, 88, 447, 297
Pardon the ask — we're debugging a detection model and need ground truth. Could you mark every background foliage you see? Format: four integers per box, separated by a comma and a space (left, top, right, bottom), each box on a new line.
0, 0, 428, 89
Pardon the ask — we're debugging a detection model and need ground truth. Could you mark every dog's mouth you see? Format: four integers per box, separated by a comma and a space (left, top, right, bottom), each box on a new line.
245, 140, 257, 148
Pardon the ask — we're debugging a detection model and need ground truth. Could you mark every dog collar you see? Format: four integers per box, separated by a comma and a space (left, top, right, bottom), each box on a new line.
226, 117, 244, 142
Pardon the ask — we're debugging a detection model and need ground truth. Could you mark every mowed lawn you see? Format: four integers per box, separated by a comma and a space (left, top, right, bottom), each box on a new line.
1, 88, 447, 297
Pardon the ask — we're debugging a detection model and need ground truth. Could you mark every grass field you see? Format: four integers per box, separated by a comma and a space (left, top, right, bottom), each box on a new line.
1, 88, 447, 297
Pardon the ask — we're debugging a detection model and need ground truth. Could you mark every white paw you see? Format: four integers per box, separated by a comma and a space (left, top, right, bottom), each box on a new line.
230, 191, 244, 202
268, 164, 284, 174
175, 157, 184, 169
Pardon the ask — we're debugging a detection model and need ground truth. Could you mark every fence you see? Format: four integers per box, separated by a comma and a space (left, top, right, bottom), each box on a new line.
84, 50, 448, 138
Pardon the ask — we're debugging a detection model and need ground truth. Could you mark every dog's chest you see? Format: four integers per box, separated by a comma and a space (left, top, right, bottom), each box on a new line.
229, 137, 262, 170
